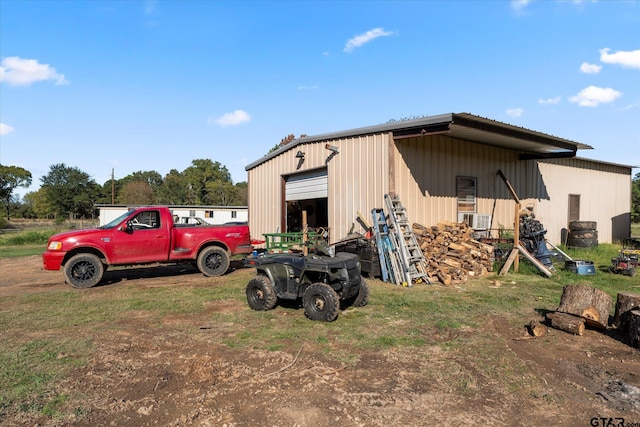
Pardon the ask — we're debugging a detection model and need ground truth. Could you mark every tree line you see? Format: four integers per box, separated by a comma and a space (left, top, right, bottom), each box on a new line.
2, 163, 640, 226
0, 159, 247, 223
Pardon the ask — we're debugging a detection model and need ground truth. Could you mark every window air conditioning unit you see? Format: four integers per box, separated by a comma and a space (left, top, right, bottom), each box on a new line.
457, 213, 492, 230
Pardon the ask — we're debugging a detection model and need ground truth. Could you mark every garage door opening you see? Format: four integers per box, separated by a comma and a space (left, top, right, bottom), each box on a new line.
285, 169, 328, 233
286, 199, 328, 232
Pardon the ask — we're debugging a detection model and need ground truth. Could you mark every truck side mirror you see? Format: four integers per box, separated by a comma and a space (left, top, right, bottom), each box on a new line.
121, 221, 133, 233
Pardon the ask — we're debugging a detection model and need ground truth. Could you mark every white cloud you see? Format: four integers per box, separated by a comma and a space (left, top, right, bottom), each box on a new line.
344, 28, 395, 53
569, 85, 622, 107
209, 110, 251, 127
511, 0, 531, 12
144, 0, 157, 15
539, 96, 561, 105
0, 123, 15, 136
580, 62, 601, 74
0, 56, 69, 86
506, 108, 524, 118
599, 48, 640, 69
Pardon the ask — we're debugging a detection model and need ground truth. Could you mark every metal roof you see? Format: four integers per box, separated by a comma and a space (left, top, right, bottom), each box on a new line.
245, 112, 593, 171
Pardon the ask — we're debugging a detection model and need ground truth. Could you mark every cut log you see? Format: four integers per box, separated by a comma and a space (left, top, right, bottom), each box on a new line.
527, 320, 546, 337
613, 292, 640, 330
628, 310, 640, 348
436, 271, 451, 286
546, 311, 585, 336
556, 285, 612, 329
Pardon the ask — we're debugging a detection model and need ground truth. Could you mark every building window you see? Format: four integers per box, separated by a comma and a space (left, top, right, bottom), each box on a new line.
457, 176, 477, 213
189, 210, 196, 217
205, 210, 214, 218
568, 194, 580, 223
231, 211, 237, 218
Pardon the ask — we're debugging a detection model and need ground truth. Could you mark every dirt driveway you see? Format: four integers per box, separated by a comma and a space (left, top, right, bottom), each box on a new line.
1, 256, 639, 426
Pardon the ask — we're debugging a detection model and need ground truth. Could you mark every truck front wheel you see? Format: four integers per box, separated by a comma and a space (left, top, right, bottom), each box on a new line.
197, 247, 230, 277
63, 253, 104, 289
303, 283, 339, 322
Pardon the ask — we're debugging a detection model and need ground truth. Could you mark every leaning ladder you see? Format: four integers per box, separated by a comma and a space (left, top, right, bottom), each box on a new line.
384, 194, 431, 285
371, 208, 406, 286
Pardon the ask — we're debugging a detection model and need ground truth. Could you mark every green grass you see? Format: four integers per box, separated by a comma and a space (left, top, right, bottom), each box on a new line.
1, 236, 639, 421
0, 230, 55, 246
0, 229, 54, 257
0, 338, 92, 416
0, 245, 45, 257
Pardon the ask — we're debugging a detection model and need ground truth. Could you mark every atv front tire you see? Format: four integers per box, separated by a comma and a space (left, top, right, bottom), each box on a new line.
353, 279, 370, 307
246, 275, 277, 310
303, 283, 339, 322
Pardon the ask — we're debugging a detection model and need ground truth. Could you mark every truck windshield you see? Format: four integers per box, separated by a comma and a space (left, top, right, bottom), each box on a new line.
101, 211, 133, 229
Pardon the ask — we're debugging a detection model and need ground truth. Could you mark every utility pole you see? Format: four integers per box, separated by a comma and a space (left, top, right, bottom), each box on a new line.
111, 168, 115, 204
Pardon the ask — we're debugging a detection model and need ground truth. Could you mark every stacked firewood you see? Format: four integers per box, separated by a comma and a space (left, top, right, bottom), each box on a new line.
412, 221, 495, 285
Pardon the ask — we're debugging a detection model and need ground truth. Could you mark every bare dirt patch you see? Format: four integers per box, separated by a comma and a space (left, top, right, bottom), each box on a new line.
1, 256, 639, 426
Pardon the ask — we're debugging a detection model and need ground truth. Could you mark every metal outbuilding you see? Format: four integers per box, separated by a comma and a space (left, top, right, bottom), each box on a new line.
245, 112, 633, 246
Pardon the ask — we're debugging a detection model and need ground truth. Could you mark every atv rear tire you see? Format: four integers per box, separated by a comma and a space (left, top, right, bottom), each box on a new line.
246, 275, 277, 311
303, 283, 339, 322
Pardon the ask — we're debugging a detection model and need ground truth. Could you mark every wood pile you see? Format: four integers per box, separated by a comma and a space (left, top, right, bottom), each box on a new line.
412, 221, 495, 285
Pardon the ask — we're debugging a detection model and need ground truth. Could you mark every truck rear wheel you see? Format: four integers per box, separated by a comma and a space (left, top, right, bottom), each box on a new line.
197, 246, 230, 277
303, 283, 339, 322
63, 253, 104, 289
246, 275, 277, 310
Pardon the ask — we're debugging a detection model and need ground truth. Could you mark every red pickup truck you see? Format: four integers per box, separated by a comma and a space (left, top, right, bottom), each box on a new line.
42, 206, 254, 288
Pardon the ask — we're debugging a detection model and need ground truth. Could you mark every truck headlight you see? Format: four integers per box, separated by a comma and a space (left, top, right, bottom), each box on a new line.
47, 241, 63, 251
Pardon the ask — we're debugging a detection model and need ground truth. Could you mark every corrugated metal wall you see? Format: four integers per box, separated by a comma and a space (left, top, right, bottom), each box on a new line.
392, 134, 528, 234
536, 158, 631, 243
248, 132, 631, 246
248, 133, 389, 243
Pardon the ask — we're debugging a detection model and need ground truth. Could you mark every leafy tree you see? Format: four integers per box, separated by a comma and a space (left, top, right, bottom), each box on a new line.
632, 172, 640, 223
118, 181, 156, 205
232, 182, 248, 206
23, 188, 54, 218
182, 159, 232, 204
205, 181, 237, 206
0, 164, 32, 219
268, 134, 307, 155
40, 163, 101, 220
122, 170, 164, 188
386, 115, 428, 123
157, 169, 188, 205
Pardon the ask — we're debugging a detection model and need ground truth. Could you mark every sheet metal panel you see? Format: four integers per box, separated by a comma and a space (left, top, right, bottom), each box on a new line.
285, 170, 328, 201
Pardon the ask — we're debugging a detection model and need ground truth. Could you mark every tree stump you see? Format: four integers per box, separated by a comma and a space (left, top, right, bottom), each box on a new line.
629, 310, 640, 348
613, 292, 640, 330
546, 312, 585, 336
556, 285, 612, 329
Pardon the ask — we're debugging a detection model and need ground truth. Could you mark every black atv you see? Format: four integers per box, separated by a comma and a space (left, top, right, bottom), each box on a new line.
244, 245, 369, 322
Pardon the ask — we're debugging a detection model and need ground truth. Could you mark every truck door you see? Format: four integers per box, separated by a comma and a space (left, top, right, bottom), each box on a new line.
110, 209, 171, 264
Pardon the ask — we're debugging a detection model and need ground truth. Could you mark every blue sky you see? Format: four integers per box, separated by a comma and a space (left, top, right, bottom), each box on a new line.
1, 0, 639, 197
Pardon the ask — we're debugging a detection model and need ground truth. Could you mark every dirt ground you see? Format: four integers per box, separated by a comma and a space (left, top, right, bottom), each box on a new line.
1, 256, 639, 427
